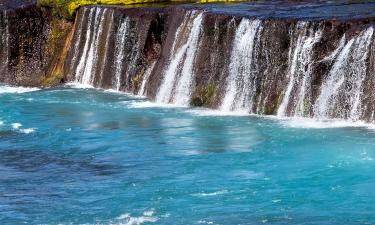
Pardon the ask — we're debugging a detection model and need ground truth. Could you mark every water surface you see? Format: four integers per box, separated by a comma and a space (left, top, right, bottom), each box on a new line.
1, 84, 375, 225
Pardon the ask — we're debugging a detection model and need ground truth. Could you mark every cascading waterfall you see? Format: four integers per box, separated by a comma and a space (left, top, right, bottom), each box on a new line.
74, 8, 109, 85
113, 17, 130, 91
155, 11, 204, 105
74, 8, 96, 84
138, 62, 156, 96
277, 22, 322, 117
69, 8, 87, 75
81, 8, 107, 85
68, 7, 146, 92
62, 5, 375, 123
220, 19, 262, 112
314, 26, 374, 121
97, 11, 115, 86
125, 35, 141, 91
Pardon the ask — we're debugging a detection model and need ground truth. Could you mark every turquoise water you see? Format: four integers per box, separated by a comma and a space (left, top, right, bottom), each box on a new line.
1, 84, 375, 225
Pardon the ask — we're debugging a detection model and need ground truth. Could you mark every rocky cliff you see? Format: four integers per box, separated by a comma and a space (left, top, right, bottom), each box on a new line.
0, 0, 72, 86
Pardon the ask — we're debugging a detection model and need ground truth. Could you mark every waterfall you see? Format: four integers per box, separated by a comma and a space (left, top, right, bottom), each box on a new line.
74, 8, 96, 83
155, 11, 204, 105
138, 62, 156, 96
113, 17, 130, 91
277, 22, 322, 117
81, 8, 107, 84
314, 26, 374, 121
220, 19, 262, 112
125, 36, 141, 92
68, 7, 146, 92
60, 5, 375, 122
74, 8, 108, 85
69, 8, 87, 75
97, 11, 115, 86
320, 35, 346, 62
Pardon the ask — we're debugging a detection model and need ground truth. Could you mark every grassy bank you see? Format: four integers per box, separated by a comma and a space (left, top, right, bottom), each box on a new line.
38, 0, 241, 18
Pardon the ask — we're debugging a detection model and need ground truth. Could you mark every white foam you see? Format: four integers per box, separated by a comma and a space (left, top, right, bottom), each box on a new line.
128, 100, 187, 109
65, 83, 145, 100
65, 82, 94, 89
11, 123, 36, 134
192, 190, 228, 197
116, 210, 158, 225
104, 89, 146, 99
188, 108, 250, 117
0, 121, 3, 126
0, 85, 40, 94
11, 123, 22, 129
188, 107, 375, 129
197, 220, 215, 224
64, 82, 375, 130
19, 128, 35, 134
278, 117, 374, 129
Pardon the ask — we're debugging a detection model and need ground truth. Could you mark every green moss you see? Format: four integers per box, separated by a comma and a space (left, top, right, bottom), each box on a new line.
42, 18, 73, 87
131, 68, 145, 93
191, 81, 217, 107
302, 98, 311, 116
38, 0, 247, 18
260, 94, 281, 115
41, 73, 64, 87
271, 56, 288, 67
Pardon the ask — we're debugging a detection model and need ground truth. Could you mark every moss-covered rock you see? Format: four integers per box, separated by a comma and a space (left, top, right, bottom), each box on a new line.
191, 81, 217, 107
41, 16, 73, 87
131, 68, 145, 93
38, 0, 245, 18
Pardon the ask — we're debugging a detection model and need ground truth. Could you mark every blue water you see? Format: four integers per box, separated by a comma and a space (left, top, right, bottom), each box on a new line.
1, 84, 375, 225
187, 0, 375, 20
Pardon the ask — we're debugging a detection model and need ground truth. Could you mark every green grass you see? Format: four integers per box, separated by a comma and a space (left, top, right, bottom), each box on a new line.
38, 0, 242, 18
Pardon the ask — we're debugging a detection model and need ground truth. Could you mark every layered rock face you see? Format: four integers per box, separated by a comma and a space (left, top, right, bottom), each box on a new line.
2, 1, 375, 122
0, 0, 71, 86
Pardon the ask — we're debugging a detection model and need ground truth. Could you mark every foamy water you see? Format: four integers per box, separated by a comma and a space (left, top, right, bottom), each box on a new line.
127, 100, 188, 109
192, 190, 229, 197
1, 86, 375, 224
63, 81, 375, 129
11, 123, 36, 134
116, 210, 158, 225
0, 85, 40, 94
65, 82, 95, 89
277, 116, 375, 129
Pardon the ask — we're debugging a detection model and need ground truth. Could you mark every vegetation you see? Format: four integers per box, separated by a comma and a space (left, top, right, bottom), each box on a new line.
191, 82, 217, 107
38, 0, 241, 18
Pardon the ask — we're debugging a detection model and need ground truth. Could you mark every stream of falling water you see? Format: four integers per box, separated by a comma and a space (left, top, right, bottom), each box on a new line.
314, 26, 374, 121
220, 19, 262, 113
65, 6, 375, 124
74, 8, 108, 85
74, 8, 95, 83
69, 8, 87, 75
277, 22, 322, 117
81, 8, 107, 85
97, 11, 114, 86
113, 17, 130, 91
138, 62, 156, 96
155, 11, 203, 105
